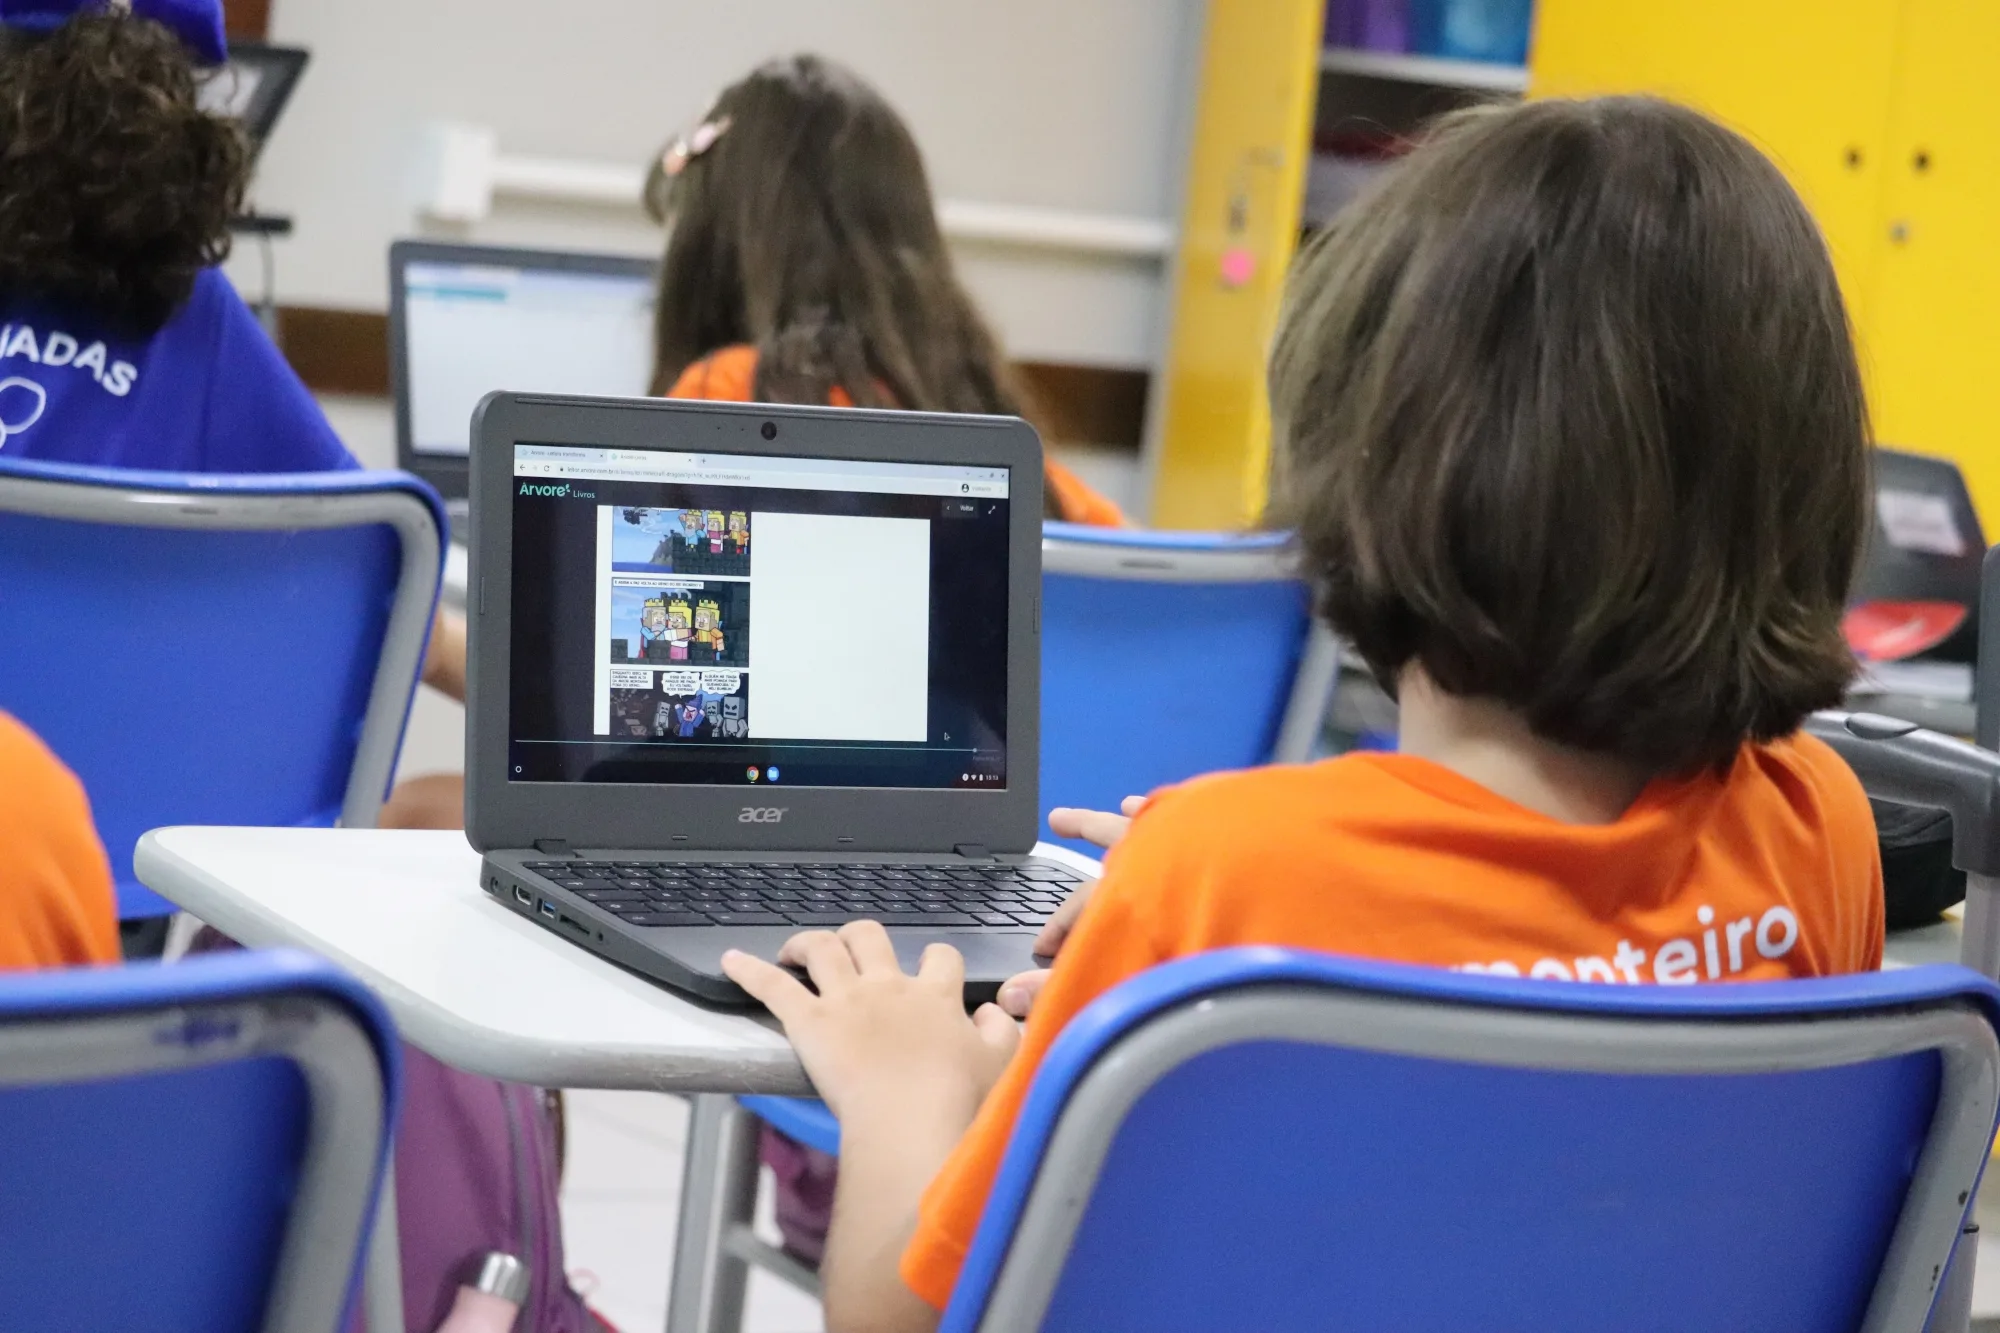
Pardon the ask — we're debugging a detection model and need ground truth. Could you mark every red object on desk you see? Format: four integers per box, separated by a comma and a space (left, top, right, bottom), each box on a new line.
1843, 599, 1968, 662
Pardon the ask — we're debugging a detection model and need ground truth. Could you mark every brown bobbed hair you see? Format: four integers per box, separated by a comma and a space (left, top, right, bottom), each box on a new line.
0, 13, 248, 333
645, 54, 1060, 516
1268, 96, 1868, 774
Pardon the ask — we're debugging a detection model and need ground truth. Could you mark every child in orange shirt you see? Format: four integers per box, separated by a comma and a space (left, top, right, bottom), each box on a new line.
641, 54, 1124, 528
723, 96, 1882, 1331
0, 712, 119, 969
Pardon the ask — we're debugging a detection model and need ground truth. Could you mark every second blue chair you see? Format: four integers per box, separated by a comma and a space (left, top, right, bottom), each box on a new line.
1038, 522, 1336, 852
0, 948, 399, 1333
0, 456, 444, 922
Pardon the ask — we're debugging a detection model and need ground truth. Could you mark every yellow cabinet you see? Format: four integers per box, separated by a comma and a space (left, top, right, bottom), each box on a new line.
1145, 0, 1325, 530
1533, 0, 2000, 525
1866, 0, 2000, 523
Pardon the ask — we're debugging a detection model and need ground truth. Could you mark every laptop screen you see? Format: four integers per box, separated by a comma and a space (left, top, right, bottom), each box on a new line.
402, 260, 655, 458
506, 443, 1013, 791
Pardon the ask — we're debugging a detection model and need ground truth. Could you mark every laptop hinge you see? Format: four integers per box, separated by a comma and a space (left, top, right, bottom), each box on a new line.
533, 838, 574, 856
954, 843, 993, 861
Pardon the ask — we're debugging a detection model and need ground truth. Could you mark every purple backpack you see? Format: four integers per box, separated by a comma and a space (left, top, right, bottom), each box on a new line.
380, 1046, 607, 1332
193, 932, 605, 1331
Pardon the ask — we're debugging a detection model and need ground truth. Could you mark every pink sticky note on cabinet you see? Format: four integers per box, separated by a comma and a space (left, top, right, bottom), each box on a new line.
1220, 247, 1256, 287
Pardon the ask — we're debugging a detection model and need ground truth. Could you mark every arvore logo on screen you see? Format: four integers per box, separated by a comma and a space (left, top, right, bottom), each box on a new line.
739, 807, 787, 823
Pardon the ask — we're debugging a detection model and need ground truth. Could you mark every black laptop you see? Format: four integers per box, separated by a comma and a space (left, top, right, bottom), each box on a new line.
465, 392, 1082, 1004
197, 41, 309, 162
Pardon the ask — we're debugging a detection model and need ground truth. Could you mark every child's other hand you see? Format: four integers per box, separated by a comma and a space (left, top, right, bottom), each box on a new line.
1046, 793, 1148, 851
722, 922, 1020, 1123
996, 795, 1150, 1019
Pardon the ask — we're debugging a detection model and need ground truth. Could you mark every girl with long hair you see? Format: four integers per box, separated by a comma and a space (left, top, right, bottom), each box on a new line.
644, 54, 1124, 527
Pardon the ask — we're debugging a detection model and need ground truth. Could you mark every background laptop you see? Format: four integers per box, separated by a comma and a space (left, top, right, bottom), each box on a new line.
1846, 445, 1988, 664
197, 41, 310, 162
464, 392, 1084, 1005
390, 241, 657, 521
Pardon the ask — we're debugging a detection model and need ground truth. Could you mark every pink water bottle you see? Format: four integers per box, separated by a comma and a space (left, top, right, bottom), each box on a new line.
431, 1253, 530, 1333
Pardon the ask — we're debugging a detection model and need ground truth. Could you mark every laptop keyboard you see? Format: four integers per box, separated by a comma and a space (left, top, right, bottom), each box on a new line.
520, 859, 1088, 930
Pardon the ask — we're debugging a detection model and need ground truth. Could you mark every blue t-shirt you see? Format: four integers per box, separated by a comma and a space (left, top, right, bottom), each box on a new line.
0, 267, 357, 473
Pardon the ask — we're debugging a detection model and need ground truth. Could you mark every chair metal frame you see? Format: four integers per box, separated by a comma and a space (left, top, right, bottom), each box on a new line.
0, 457, 443, 835
942, 951, 2000, 1333
0, 949, 397, 1333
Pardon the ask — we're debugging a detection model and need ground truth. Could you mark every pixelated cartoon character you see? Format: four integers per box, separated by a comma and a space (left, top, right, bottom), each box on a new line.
663, 597, 694, 661
678, 509, 705, 547
728, 511, 749, 555
651, 700, 675, 737
693, 597, 725, 659
703, 695, 724, 732
706, 509, 726, 554
676, 695, 703, 737
717, 694, 748, 739
637, 596, 671, 654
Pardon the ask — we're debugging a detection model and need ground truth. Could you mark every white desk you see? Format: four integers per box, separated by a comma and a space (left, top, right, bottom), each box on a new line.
133, 826, 1100, 1095
1883, 914, 1967, 970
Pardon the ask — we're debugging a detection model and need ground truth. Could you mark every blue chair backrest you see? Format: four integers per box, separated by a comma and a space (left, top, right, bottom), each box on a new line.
1040, 525, 1327, 850
0, 948, 399, 1333
943, 948, 2000, 1333
0, 457, 443, 917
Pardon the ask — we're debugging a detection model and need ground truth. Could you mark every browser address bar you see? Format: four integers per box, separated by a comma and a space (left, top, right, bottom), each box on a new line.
518, 461, 758, 484
512, 459, 1008, 498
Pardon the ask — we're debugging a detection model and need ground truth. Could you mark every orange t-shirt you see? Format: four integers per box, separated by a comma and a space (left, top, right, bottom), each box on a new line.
0, 712, 119, 969
662, 346, 1126, 528
899, 734, 1883, 1307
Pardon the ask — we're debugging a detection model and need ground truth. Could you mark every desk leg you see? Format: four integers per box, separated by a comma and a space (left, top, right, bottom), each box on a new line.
1964, 873, 2000, 982
1926, 1221, 1977, 1333
366, 1158, 407, 1333
666, 1094, 758, 1333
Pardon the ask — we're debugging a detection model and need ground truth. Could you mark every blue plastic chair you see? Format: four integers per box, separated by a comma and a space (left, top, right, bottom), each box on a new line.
1038, 522, 1337, 853
0, 947, 400, 1333
940, 947, 2000, 1333
0, 456, 444, 920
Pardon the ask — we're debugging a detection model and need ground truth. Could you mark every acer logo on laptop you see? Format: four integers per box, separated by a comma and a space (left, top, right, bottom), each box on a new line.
739, 807, 787, 824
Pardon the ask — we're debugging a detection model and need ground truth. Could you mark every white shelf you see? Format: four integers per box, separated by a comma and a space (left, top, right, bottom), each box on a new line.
1320, 46, 1529, 94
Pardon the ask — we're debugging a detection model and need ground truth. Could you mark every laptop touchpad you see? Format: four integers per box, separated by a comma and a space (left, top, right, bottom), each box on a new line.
885, 930, 1042, 982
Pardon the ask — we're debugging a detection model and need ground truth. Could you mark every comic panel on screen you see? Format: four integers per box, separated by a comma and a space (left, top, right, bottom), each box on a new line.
611, 506, 751, 577
606, 668, 752, 742
607, 578, 749, 669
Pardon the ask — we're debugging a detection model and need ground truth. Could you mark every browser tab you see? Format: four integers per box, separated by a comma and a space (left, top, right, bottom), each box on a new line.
512, 442, 1010, 499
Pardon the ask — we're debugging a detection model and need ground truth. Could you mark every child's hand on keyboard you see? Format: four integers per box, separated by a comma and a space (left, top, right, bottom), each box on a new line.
722, 921, 1018, 1124
996, 795, 1149, 1018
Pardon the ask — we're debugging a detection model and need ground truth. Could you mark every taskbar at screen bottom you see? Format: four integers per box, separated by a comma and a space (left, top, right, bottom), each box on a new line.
506, 739, 1008, 790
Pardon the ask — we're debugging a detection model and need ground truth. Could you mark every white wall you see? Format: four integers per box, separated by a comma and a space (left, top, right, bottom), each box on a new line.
229, 0, 1203, 369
